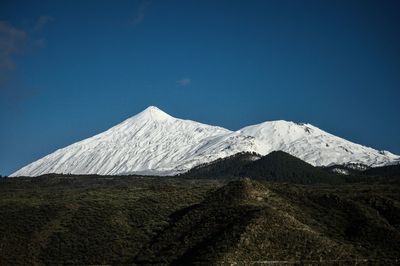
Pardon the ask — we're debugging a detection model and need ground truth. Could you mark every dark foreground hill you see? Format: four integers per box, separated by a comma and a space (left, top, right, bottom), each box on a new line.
0, 175, 399, 264
183, 151, 343, 184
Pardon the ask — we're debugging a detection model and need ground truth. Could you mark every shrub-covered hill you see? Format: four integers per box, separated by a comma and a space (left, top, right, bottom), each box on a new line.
183, 151, 343, 184
137, 179, 400, 264
0, 175, 399, 264
0, 176, 223, 265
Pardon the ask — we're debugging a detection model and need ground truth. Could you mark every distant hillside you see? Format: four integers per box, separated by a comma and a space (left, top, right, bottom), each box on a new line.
183, 151, 343, 184
320, 163, 400, 184
363, 164, 400, 177
345, 164, 400, 184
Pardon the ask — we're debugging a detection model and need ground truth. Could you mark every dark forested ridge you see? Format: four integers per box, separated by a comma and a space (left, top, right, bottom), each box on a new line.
320, 162, 400, 184
181, 151, 260, 178
183, 151, 344, 184
362, 163, 400, 177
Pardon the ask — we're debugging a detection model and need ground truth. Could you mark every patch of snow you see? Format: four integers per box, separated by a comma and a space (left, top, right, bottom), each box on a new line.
331, 168, 350, 175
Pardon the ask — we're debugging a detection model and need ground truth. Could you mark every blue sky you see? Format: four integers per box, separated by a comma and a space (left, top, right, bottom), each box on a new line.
0, 0, 399, 175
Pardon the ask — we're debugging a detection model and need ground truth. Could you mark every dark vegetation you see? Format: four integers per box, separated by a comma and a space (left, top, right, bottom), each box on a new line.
180, 152, 260, 178
183, 151, 344, 184
1, 173, 400, 264
362, 163, 400, 178
0, 176, 222, 265
325, 163, 400, 184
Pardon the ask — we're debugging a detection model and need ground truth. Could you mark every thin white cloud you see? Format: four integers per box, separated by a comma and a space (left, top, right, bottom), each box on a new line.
176, 78, 191, 87
0, 16, 53, 75
0, 16, 52, 98
131, 0, 152, 26
33, 16, 54, 32
0, 21, 27, 71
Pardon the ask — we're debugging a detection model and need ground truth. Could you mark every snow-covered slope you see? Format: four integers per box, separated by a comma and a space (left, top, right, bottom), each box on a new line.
11, 107, 231, 176
237, 121, 400, 167
11, 106, 400, 177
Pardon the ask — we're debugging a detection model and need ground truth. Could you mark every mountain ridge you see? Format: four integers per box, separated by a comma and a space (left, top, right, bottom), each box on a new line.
11, 106, 400, 177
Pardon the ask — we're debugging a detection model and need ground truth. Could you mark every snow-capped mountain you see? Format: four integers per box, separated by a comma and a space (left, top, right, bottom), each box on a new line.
11, 106, 400, 177
237, 121, 399, 167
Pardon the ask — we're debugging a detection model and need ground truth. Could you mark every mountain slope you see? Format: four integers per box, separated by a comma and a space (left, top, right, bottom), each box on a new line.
11, 106, 400, 177
11, 107, 232, 176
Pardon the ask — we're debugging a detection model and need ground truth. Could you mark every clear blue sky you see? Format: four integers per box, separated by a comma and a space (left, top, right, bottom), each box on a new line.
1, 0, 399, 175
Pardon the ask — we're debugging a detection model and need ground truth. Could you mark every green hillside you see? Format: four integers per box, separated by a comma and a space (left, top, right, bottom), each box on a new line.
0, 175, 399, 264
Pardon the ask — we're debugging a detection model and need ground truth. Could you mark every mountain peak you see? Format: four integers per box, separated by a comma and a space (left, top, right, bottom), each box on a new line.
145, 105, 163, 112
133, 106, 173, 121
